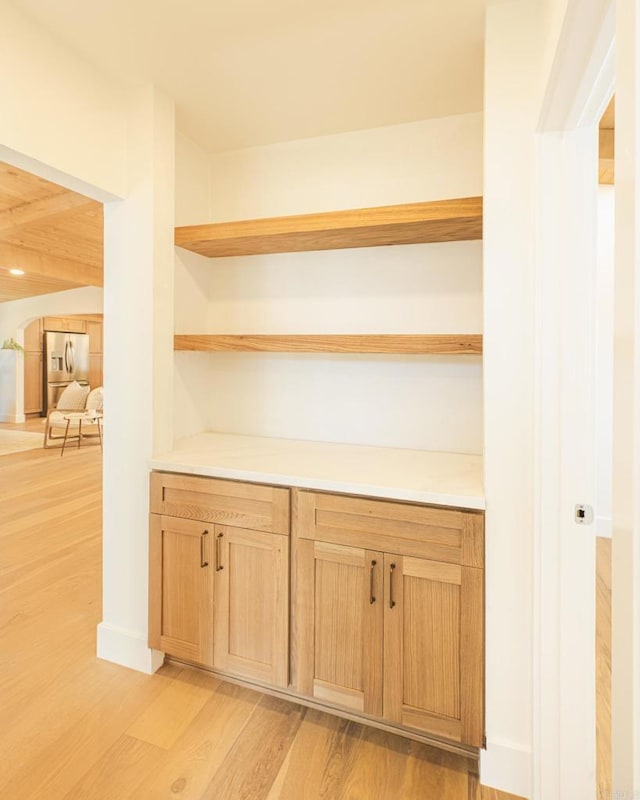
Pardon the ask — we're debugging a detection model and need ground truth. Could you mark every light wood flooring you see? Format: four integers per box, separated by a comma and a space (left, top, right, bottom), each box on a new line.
0, 434, 523, 798
596, 537, 612, 799
0, 414, 49, 432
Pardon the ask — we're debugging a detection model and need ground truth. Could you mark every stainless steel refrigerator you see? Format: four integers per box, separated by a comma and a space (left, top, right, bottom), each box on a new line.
44, 331, 90, 413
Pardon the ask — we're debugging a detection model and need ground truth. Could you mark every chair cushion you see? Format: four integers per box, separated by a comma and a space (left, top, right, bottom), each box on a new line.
86, 386, 103, 411
57, 381, 89, 410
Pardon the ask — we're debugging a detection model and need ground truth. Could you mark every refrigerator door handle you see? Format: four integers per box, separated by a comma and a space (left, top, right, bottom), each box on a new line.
63, 341, 69, 373
69, 341, 74, 374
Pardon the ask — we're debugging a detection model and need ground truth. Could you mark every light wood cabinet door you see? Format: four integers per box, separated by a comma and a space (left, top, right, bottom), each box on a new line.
89, 353, 103, 389
213, 525, 289, 687
295, 539, 384, 715
383, 554, 484, 747
149, 514, 214, 667
86, 320, 103, 353
23, 350, 43, 414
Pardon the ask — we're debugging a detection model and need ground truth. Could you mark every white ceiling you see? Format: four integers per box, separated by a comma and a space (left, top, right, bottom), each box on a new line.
12, 0, 498, 152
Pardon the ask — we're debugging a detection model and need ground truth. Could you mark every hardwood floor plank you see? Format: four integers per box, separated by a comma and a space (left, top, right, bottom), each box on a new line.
202, 694, 306, 799
596, 536, 612, 800
400, 739, 476, 800
271, 710, 366, 799
0, 492, 100, 524
265, 746, 294, 800
0, 474, 99, 512
337, 723, 471, 800
0, 553, 102, 721
0, 661, 181, 798
129, 681, 263, 800
0, 536, 100, 630
62, 735, 164, 800
126, 667, 219, 749
0, 512, 100, 593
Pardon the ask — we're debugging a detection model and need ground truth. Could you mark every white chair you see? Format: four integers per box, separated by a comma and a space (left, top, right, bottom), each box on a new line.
43, 383, 103, 449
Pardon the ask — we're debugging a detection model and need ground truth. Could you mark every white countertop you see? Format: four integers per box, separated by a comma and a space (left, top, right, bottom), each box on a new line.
150, 432, 484, 510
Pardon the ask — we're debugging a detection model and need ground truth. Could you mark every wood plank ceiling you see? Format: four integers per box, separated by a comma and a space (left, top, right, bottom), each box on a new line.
0, 162, 103, 303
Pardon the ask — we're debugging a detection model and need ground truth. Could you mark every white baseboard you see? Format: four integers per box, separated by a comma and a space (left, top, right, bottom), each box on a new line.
0, 412, 26, 423
480, 739, 531, 799
97, 622, 164, 674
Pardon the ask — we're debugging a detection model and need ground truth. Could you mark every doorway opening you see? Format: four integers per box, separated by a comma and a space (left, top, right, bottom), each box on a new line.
0, 161, 104, 453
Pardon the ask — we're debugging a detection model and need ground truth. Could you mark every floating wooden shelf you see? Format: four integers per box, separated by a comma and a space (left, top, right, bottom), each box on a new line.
175, 197, 483, 258
174, 334, 483, 355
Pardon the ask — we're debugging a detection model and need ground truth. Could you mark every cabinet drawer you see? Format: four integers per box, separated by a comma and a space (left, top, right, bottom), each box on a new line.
150, 472, 290, 534
294, 491, 483, 567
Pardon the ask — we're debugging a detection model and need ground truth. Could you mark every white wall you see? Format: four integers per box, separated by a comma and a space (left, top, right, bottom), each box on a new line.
174, 114, 484, 454
175, 133, 211, 227
482, 1, 546, 796
174, 134, 213, 440
209, 114, 484, 218
98, 86, 176, 673
0, 286, 103, 422
0, 3, 127, 200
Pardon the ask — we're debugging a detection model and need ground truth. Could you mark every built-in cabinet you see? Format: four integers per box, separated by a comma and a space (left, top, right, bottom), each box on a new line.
23, 351, 43, 414
23, 318, 43, 415
148, 472, 290, 687
293, 489, 484, 748
86, 320, 103, 390
161, 195, 485, 752
149, 470, 485, 752
294, 541, 485, 745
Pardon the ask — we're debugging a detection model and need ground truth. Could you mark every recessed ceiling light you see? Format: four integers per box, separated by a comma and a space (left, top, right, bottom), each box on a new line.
9, 269, 25, 276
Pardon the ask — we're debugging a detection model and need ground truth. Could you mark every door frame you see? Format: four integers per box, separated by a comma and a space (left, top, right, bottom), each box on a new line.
534, 1, 615, 798
611, 0, 640, 791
